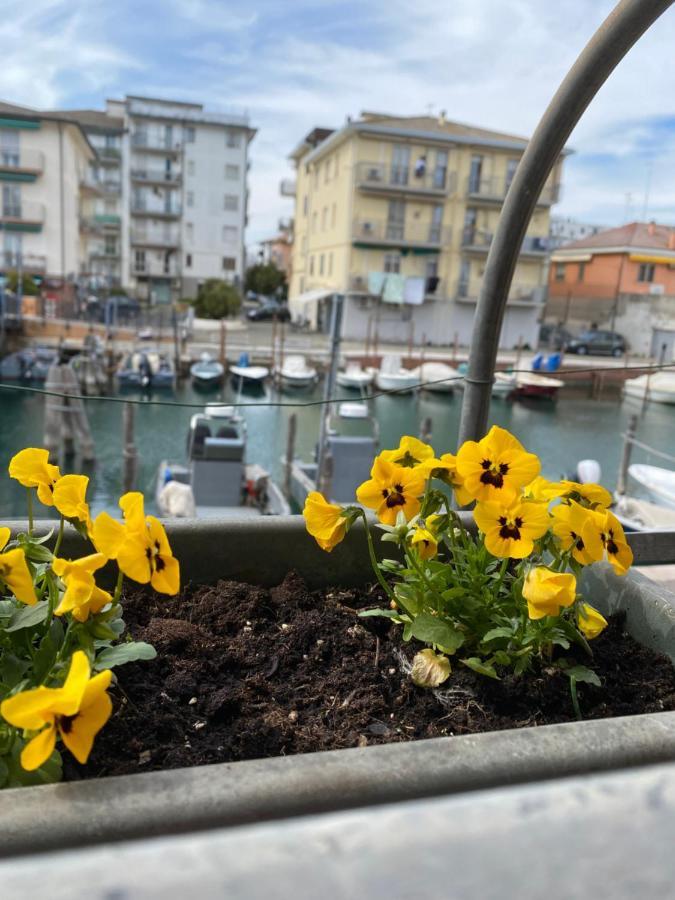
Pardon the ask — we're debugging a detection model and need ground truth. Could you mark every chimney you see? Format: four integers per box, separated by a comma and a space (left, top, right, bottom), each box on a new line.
647, 220, 656, 236
669, 232, 675, 250
438, 109, 447, 126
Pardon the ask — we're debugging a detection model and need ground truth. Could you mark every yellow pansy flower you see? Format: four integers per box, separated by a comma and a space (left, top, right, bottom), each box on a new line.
92, 492, 180, 595
595, 509, 633, 575
303, 492, 347, 552
410, 525, 438, 560
522, 567, 577, 620
379, 436, 435, 468
550, 500, 604, 566
0, 527, 36, 606
53, 474, 92, 531
456, 426, 540, 505
523, 476, 567, 503
8, 448, 61, 507
52, 554, 112, 622
0, 651, 112, 771
577, 603, 608, 639
356, 458, 426, 526
558, 480, 612, 509
473, 498, 549, 559
418, 452, 474, 506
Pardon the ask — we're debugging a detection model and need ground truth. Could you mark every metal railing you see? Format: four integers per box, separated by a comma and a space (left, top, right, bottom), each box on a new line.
131, 260, 180, 277
98, 146, 121, 161
349, 272, 443, 297
131, 133, 182, 152
457, 281, 545, 304
467, 175, 558, 205
462, 229, 549, 254
0, 251, 46, 271
79, 214, 121, 231
131, 201, 182, 217
131, 228, 181, 247
130, 168, 182, 185
353, 218, 451, 247
0, 201, 45, 223
355, 161, 453, 194
0, 148, 44, 172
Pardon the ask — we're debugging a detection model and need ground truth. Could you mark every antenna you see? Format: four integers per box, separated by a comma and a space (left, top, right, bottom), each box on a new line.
623, 192, 633, 222
641, 162, 653, 221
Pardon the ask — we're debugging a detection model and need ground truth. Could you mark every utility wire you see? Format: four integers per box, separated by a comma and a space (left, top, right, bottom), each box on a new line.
0, 362, 673, 410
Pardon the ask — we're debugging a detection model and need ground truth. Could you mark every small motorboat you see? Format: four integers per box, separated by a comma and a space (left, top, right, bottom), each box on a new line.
0, 347, 58, 382
336, 361, 374, 390
514, 371, 565, 399
230, 352, 269, 388
613, 494, 675, 532
117, 347, 175, 390
492, 372, 517, 397
156, 404, 289, 518
411, 361, 460, 394
627, 464, 675, 510
374, 354, 418, 394
623, 372, 675, 405
277, 354, 318, 390
190, 352, 224, 389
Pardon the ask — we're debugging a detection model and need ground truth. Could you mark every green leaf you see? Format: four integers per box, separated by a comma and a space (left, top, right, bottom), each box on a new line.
441, 587, 465, 601
409, 612, 464, 654
5, 601, 49, 632
566, 665, 601, 687
0, 755, 8, 789
493, 650, 512, 667
94, 641, 157, 670
32, 632, 59, 683
461, 657, 500, 679
0, 600, 15, 618
482, 626, 514, 643
358, 608, 403, 619
5, 742, 62, 788
18, 528, 54, 546
23, 544, 54, 564
0, 653, 31, 689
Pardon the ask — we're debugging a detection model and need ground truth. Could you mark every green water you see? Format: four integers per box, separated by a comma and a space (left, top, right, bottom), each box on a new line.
0, 379, 672, 519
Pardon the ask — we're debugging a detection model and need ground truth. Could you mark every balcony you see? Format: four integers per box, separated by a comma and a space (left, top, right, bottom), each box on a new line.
131, 168, 182, 186
520, 235, 550, 257
89, 245, 119, 259
355, 162, 454, 199
131, 133, 182, 153
350, 272, 442, 298
353, 219, 451, 250
131, 228, 181, 248
279, 178, 296, 197
131, 258, 180, 278
80, 214, 121, 233
462, 228, 550, 257
131, 201, 182, 219
98, 146, 121, 162
0, 251, 46, 272
0, 201, 44, 230
0, 148, 44, 180
456, 281, 545, 306
467, 175, 559, 206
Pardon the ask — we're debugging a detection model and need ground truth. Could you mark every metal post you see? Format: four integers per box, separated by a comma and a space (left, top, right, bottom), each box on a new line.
617, 413, 638, 495
123, 402, 138, 493
172, 307, 180, 380
316, 294, 344, 496
458, 0, 674, 446
283, 412, 297, 500
219, 319, 227, 368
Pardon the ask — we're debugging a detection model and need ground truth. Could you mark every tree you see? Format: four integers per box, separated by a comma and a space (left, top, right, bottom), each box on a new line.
6, 271, 39, 296
245, 262, 287, 299
192, 279, 241, 319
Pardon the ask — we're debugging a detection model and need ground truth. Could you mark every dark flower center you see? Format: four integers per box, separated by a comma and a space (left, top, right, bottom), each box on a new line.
58, 713, 78, 734
382, 483, 406, 508
480, 458, 509, 489
396, 451, 420, 467
603, 529, 619, 555
498, 515, 523, 540
570, 529, 585, 551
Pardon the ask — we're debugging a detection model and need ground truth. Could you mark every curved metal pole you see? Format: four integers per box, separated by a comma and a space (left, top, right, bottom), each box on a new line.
458, 0, 674, 444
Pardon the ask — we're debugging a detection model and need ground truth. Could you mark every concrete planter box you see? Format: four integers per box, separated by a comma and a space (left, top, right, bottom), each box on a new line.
1, 517, 675, 859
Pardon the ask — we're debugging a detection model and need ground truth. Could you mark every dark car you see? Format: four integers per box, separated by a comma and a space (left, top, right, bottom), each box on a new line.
565, 330, 627, 357
539, 323, 574, 351
246, 300, 291, 322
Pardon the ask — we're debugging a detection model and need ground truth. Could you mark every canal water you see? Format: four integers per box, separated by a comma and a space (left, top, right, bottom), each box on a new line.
0, 378, 672, 519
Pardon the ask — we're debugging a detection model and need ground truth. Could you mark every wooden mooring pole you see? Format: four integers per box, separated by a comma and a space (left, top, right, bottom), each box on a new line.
283, 413, 297, 500
122, 402, 138, 493
616, 412, 638, 496
219, 319, 227, 369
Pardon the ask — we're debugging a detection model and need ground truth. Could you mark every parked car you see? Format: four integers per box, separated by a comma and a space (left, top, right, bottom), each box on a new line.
539, 324, 574, 351
565, 330, 627, 357
246, 300, 291, 322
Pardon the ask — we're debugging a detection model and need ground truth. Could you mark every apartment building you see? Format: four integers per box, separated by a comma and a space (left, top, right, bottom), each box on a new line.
548, 221, 675, 358
0, 101, 95, 285
288, 113, 565, 347
67, 96, 255, 303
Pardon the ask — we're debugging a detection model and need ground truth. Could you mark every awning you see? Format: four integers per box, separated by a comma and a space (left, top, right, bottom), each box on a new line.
550, 253, 592, 263
629, 254, 675, 265
288, 288, 334, 322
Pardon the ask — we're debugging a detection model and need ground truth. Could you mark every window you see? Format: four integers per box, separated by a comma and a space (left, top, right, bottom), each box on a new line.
334, 152, 339, 177
429, 204, 443, 243
163, 251, 172, 274
225, 164, 240, 181
2, 184, 20, 217
104, 199, 116, 214
469, 154, 484, 193
309, 256, 314, 276
328, 253, 333, 276
314, 165, 320, 187
185, 253, 192, 268
134, 250, 146, 272
185, 126, 195, 143
505, 158, 519, 191
433, 149, 448, 189
301, 235, 307, 253
391, 145, 410, 185
386, 199, 405, 240
302, 195, 308, 216
186, 223, 194, 242
324, 158, 330, 182
384, 252, 400, 274
104, 235, 117, 255
319, 254, 324, 275
222, 225, 238, 244
0, 129, 19, 167
638, 262, 655, 283
577, 262, 586, 282
187, 160, 195, 176
226, 130, 241, 148
322, 207, 327, 230
331, 203, 336, 228
187, 191, 194, 208
223, 257, 236, 271
312, 211, 318, 233
554, 262, 565, 281
224, 194, 239, 211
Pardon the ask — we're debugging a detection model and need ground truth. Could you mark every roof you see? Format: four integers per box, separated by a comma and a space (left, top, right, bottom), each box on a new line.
57, 108, 125, 132
357, 112, 529, 146
0, 100, 97, 156
556, 222, 675, 253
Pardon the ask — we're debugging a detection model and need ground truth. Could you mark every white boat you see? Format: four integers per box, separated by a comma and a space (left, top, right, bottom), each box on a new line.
613, 494, 675, 532
156, 405, 289, 518
410, 361, 460, 394
492, 372, 517, 397
374, 354, 418, 394
190, 352, 224, 388
628, 464, 675, 510
277, 354, 318, 389
514, 371, 565, 399
336, 362, 374, 390
117, 347, 175, 390
230, 352, 269, 387
623, 372, 675, 405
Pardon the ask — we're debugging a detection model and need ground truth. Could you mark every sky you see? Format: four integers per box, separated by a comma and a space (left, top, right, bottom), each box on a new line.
3, 0, 675, 246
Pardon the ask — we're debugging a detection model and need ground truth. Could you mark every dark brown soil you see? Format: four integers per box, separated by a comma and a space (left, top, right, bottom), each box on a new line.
69, 572, 675, 780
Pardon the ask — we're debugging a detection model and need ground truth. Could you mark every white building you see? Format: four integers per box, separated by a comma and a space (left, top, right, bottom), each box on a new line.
65, 96, 255, 303
0, 101, 95, 287
549, 216, 605, 250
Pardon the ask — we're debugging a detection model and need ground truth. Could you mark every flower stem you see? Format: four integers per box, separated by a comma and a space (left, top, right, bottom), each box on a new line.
26, 489, 34, 535
359, 511, 395, 601
53, 517, 65, 558
113, 568, 124, 604
494, 556, 510, 594
569, 677, 583, 721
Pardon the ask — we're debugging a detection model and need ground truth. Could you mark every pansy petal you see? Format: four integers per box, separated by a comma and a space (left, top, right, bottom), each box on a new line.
151, 554, 180, 595
91, 513, 126, 560
60, 690, 112, 764
20, 723, 57, 772
0, 548, 37, 606
117, 536, 152, 584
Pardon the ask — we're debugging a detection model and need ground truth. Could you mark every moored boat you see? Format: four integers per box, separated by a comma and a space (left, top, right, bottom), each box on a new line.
627, 463, 675, 510
276, 354, 318, 390
190, 352, 224, 389
623, 372, 675, 405
117, 347, 175, 390
514, 371, 565, 399
336, 361, 374, 390
410, 361, 459, 394
230, 352, 269, 388
374, 354, 418, 394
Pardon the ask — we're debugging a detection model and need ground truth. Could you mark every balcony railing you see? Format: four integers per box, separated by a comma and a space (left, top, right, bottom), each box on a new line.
131, 228, 181, 247
131, 259, 180, 277
80, 214, 121, 232
0, 148, 44, 175
457, 281, 545, 305
467, 175, 558, 206
0, 201, 45, 225
353, 218, 451, 248
0, 251, 46, 272
355, 161, 454, 197
520, 235, 550, 255
131, 201, 182, 218
462, 228, 550, 256
131, 133, 182, 152
89, 245, 120, 259
349, 272, 443, 298
131, 168, 182, 185
98, 146, 121, 161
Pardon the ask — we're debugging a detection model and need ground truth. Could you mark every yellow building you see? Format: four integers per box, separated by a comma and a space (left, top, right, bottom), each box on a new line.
287, 113, 565, 348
